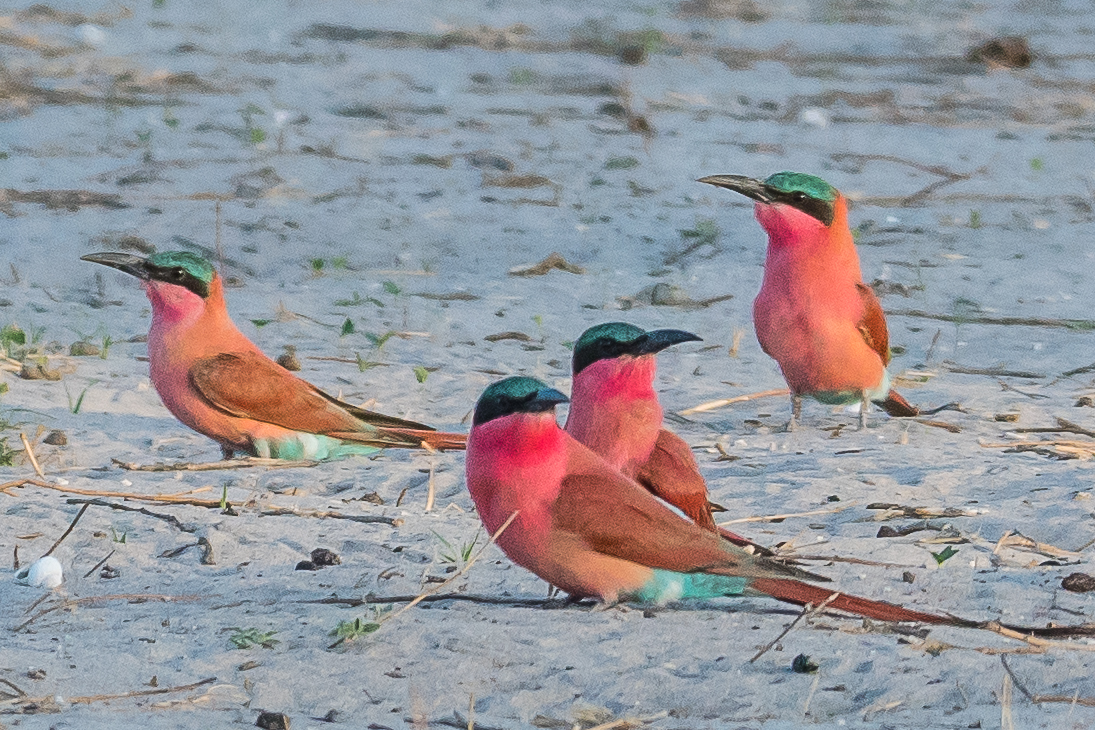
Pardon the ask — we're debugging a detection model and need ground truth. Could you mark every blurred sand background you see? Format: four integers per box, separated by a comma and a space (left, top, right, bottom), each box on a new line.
3, 0, 1095, 727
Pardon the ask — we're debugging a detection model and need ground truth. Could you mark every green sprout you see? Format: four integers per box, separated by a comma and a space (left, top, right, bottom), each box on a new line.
228, 627, 280, 650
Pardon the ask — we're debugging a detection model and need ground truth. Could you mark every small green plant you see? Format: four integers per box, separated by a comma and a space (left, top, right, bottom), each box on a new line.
340, 318, 356, 337
0, 438, 15, 467
365, 330, 397, 350
382, 280, 401, 295
228, 627, 280, 650
508, 67, 536, 85
162, 106, 179, 129
931, 546, 959, 565
0, 324, 25, 357
110, 527, 127, 544
331, 256, 350, 270
249, 319, 273, 328
99, 335, 113, 360
311, 258, 325, 274
239, 103, 266, 146
679, 218, 719, 248
355, 353, 382, 371
968, 210, 981, 229
334, 292, 384, 308
219, 484, 228, 510
328, 609, 388, 648
1030, 158, 1043, 171
66, 382, 96, 415
413, 366, 429, 384
604, 156, 640, 170
432, 528, 481, 566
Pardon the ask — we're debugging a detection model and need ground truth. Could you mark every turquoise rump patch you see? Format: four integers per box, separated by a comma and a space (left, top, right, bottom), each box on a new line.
252, 433, 379, 460
809, 369, 891, 405
627, 570, 751, 604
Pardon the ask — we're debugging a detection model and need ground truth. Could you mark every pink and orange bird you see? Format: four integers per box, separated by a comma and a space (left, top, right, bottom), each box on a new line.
82, 251, 466, 459
466, 375, 960, 621
564, 322, 771, 554
699, 172, 918, 429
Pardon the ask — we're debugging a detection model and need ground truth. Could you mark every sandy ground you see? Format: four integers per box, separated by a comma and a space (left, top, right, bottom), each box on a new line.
3, 0, 1095, 727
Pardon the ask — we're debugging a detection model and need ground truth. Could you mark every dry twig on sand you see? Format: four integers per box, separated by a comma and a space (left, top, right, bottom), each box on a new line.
750, 592, 842, 663
0, 677, 217, 712
14, 593, 207, 632
42, 503, 89, 557
328, 512, 518, 648
113, 456, 319, 471
718, 505, 848, 526
679, 388, 789, 416
19, 432, 44, 478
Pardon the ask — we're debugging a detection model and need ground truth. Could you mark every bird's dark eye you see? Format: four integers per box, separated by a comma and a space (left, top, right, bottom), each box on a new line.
171, 268, 186, 279
792, 191, 808, 202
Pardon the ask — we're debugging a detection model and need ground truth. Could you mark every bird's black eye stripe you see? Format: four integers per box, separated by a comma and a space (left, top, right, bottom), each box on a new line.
770, 188, 835, 226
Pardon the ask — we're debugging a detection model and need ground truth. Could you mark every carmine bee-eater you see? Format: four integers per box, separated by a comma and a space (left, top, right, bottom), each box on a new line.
564, 322, 769, 553
82, 251, 465, 459
698, 172, 918, 429
466, 376, 952, 620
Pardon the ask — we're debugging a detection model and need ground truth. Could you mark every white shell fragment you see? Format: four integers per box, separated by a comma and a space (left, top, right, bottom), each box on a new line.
15, 556, 64, 589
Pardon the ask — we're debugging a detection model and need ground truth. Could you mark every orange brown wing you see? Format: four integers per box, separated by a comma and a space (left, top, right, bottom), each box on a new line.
551, 456, 817, 582
190, 352, 436, 435
856, 282, 891, 366
634, 429, 716, 531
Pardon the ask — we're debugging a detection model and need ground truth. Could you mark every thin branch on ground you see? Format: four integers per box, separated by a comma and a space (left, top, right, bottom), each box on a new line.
679, 388, 789, 416
14, 593, 207, 632
42, 503, 89, 557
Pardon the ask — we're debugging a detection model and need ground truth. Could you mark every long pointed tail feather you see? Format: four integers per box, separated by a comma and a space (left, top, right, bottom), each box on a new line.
874, 389, 919, 417
750, 578, 970, 625
328, 428, 467, 451
750, 578, 1095, 638
382, 427, 467, 450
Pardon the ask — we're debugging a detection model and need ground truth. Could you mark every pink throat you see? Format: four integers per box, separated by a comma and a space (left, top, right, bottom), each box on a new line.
571, 356, 657, 405
466, 412, 568, 532
144, 280, 207, 328
754, 202, 829, 250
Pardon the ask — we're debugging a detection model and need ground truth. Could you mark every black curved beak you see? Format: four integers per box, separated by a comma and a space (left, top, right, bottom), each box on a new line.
81, 252, 152, 280
530, 386, 570, 410
697, 174, 773, 203
635, 329, 702, 355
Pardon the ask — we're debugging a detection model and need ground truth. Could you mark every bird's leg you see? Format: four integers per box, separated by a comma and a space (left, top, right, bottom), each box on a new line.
858, 392, 870, 430
220, 445, 235, 460
784, 394, 803, 432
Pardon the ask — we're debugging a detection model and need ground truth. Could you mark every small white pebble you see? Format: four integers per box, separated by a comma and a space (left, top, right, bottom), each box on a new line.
799, 107, 830, 128
77, 24, 106, 47
885, 216, 900, 224
1033, 219, 1050, 229
56, 478, 69, 486
734, 439, 747, 448
969, 561, 977, 568
1033, 342, 1043, 351
16, 556, 63, 588
121, 479, 133, 487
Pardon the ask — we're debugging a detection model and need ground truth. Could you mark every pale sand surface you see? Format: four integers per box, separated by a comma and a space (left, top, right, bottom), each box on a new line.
3, 1, 1095, 728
